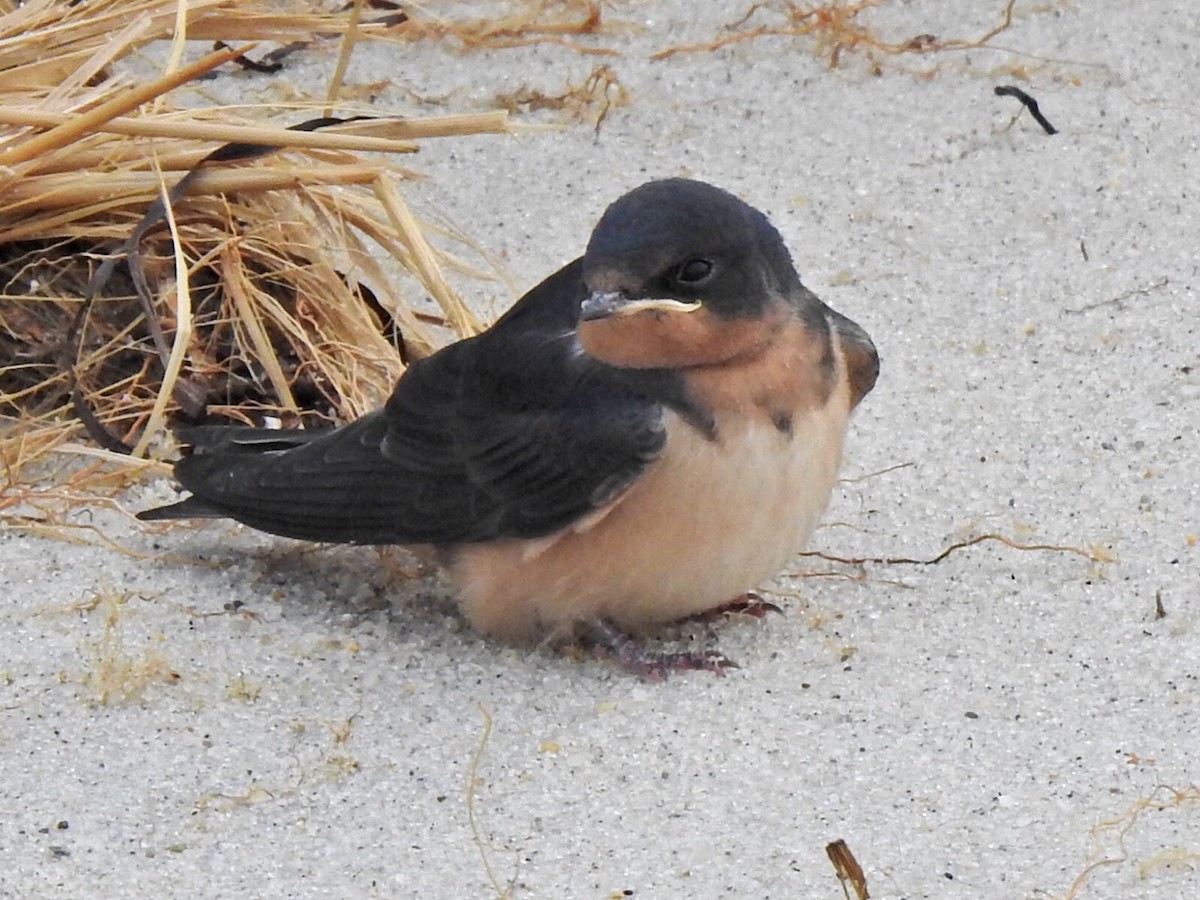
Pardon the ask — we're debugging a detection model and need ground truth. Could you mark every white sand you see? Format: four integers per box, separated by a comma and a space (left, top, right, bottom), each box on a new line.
2, 2, 1197, 897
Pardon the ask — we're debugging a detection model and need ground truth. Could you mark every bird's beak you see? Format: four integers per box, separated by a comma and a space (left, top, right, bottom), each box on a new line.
580, 291, 702, 321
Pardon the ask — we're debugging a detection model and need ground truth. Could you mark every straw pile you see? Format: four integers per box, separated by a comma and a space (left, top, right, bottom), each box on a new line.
0, 0, 529, 519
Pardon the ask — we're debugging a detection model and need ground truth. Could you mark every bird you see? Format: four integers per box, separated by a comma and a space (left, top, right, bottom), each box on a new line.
139, 178, 879, 675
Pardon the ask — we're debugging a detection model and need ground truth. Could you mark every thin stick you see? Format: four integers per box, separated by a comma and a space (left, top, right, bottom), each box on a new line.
800, 533, 1106, 567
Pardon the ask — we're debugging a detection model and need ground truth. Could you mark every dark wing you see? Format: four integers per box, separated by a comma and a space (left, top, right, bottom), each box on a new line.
139, 259, 667, 545
828, 309, 878, 408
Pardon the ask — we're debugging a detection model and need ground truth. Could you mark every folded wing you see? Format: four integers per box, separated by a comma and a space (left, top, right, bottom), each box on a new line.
140, 260, 667, 545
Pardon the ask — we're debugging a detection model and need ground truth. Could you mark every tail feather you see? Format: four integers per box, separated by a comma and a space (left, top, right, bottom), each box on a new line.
137, 497, 229, 521
137, 412, 417, 543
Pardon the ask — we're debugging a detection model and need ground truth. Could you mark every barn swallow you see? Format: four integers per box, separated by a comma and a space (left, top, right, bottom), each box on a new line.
139, 178, 879, 675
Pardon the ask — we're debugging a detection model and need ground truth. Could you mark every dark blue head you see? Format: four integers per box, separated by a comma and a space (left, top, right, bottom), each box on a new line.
580, 178, 804, 321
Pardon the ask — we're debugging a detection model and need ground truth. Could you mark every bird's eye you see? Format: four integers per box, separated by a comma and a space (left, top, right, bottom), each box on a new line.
675, 258, 713, 285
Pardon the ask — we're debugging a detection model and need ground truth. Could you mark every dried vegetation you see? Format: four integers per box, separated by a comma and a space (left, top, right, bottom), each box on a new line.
0, 0, 536, 527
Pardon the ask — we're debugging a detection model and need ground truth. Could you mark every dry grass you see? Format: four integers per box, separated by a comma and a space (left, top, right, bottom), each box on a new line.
0, 0, 524, 524
492, 62, 628, 133
66, 587, 180, 705
651, 0, 1021, 73
1061, 785, 1200, 899
384, 0, 616, 56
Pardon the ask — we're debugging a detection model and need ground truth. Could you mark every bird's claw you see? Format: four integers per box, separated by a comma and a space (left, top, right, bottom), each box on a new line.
701, 592, 784, 621
584, 619, 739, 680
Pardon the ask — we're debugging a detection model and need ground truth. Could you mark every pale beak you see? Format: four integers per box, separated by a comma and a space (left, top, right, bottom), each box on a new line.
580, 291, 702, 321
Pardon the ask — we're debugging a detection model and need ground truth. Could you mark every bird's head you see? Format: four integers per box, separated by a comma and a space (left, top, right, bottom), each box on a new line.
577, 178, 808, 369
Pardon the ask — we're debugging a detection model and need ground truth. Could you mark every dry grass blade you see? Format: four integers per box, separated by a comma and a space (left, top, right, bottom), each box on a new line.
374, 175, 483, 338
0, 107, 422, 155
326, 0, 366, 114
129, 170, 193, 459
0, 0, 518, 529
826, 838, 869, 899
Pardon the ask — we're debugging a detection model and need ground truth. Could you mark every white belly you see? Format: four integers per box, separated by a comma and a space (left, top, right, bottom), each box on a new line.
451, 398, 851, 643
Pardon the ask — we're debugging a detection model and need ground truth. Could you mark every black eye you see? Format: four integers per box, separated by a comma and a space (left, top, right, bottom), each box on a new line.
675, 258, 713, 284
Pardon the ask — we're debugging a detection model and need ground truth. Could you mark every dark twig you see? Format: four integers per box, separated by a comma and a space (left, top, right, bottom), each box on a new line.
1066, 276, 1169, 315
800, 533, 1106, 567
994, 85, 1058, 135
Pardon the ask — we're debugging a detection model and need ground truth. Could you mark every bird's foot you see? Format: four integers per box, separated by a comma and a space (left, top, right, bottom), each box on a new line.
584, 619, 739, 680
697, 591, 784, 621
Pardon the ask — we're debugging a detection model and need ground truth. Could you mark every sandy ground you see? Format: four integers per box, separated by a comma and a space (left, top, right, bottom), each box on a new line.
2, 2, 1198, 898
